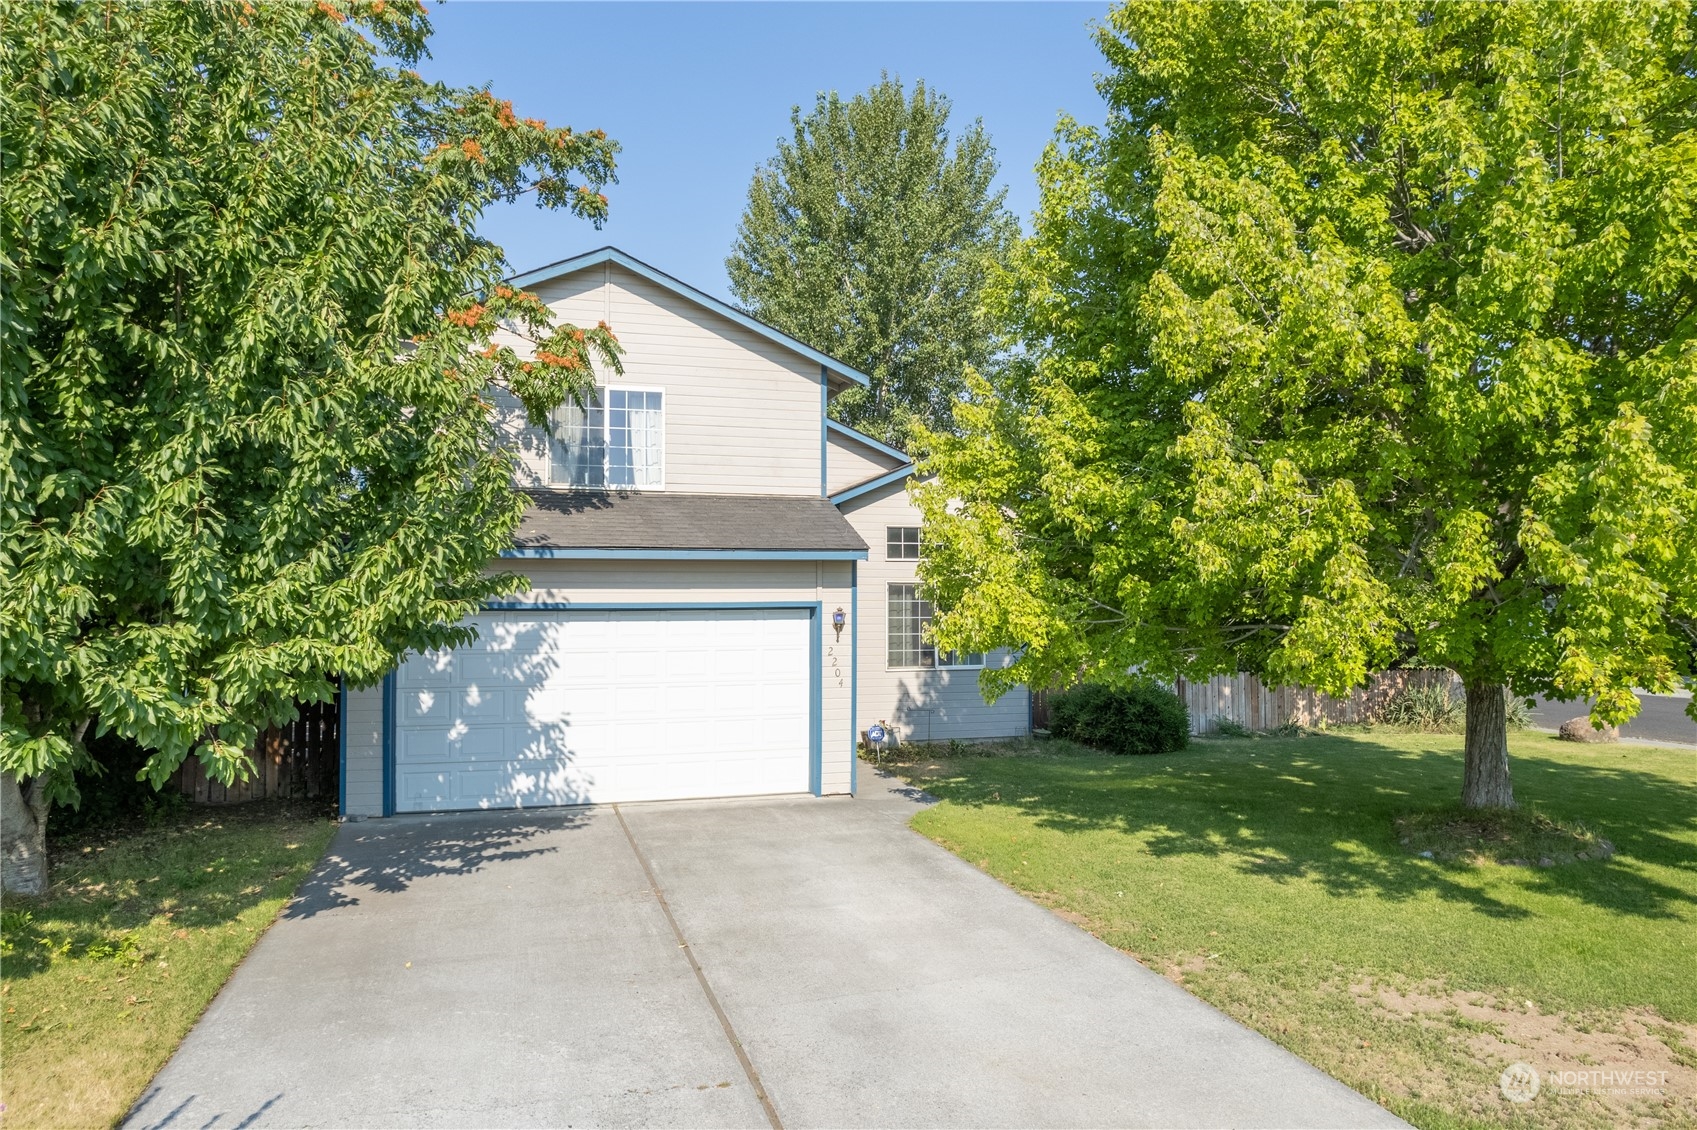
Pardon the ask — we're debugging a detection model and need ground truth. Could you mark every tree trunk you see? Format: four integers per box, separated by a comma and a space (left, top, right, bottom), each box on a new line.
1462, 680, 1515, 809
1, 770, 49, 895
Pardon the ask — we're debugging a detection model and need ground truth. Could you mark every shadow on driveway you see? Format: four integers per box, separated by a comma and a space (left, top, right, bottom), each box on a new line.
283, 808, 589, 919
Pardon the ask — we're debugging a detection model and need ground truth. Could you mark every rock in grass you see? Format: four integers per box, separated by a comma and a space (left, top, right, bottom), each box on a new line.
1558, 715, 1619, 743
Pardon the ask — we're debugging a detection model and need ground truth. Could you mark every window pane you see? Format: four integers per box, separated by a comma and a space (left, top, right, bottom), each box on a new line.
607, 388, 663, 487
886, 526, 920, 559
549, 388, 605, 487
887, 583, 936, 668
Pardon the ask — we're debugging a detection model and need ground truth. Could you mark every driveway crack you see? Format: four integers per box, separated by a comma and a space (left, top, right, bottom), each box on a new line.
613, 804, 783, 1130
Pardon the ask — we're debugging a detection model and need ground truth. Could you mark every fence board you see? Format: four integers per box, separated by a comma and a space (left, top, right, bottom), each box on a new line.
1175, 669, 1457, 734
168, 696, 340, 805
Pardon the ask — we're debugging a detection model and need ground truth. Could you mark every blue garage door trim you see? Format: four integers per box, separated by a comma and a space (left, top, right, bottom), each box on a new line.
380, 602, 825, 814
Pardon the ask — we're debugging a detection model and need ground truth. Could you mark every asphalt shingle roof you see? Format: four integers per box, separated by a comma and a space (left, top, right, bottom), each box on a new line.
513, 490, 868, 552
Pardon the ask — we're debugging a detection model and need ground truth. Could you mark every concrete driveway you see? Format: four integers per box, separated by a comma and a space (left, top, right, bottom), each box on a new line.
127, 771, 1404, 1129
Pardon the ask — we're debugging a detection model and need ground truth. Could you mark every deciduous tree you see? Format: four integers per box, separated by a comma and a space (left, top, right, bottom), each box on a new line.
1, 0, 620, 891
727, 76, 1017, 446
918, 0, 1697, 808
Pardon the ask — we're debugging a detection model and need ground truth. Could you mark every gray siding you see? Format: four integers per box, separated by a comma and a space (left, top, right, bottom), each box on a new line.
840, 479, 1030, 744
342, 682, 384, 817
827, 429, 904, 495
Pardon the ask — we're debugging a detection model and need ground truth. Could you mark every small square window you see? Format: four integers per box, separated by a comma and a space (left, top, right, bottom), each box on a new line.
887, 526, 921, 560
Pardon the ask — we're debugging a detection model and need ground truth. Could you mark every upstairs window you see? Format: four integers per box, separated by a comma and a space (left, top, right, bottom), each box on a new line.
887, 583, 983, 669
549, 387, 664, 488
887, 526, 921, 559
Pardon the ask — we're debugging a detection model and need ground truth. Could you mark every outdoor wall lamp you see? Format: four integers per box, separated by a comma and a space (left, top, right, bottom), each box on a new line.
832, 607, 846, 640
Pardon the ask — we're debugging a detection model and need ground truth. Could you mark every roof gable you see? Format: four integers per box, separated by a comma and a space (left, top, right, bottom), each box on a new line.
507, 247, 870, 389
824, 418, 910, 463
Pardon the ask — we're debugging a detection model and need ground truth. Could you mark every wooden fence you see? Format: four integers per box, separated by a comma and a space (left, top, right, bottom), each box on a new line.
1031, 670, 1459, 736
170, 697, 340, 804
1175, 669, 1459, 735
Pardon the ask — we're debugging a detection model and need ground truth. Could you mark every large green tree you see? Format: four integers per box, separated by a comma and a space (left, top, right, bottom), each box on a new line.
727, 76, 1017, 446
1, 0, 621, 892
918, 0, 1697, 808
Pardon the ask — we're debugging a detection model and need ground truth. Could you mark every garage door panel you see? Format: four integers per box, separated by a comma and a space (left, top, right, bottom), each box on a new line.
461, 652, 522, 681
400, 651, 457, 688
400, 687, 445, 722
392, 608, 813, 812
760, 714, 810, 747
458, 685, 507, 718
398, 723, 508, 763
666, 683, 718, 716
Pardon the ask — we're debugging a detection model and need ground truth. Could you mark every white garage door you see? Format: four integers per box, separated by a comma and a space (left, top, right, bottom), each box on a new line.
393, 608, 813, 812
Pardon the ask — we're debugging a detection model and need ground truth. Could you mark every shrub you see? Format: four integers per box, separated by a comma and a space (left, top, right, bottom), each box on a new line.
1212, 716, 1252, 739
1381, 680, 1533, 733
50, 727, 187, 837
1047, 681, 1190, 755
1381, 681, 1465, 732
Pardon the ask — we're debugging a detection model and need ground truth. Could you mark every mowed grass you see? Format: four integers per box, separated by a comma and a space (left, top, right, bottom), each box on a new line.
0, 801, 337, 1129
885, 731, 1697, 1130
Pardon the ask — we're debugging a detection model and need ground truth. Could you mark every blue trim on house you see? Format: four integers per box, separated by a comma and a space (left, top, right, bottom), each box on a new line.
850, 560, 859, 796
820, 364, 828, 497
483, 600, 822, 612
829, 465, 916, 506
809, 601, 823, 797
499, 547, 868, 561
824, 418, 911, 464
381, 672, 396, 817
387, 603, 830, 805
506, 247, 871, 388
476, 600, 828, 795
337, 675, 348, 818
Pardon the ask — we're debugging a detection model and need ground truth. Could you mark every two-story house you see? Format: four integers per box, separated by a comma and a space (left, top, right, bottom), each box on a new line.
340, 248, 1029, 816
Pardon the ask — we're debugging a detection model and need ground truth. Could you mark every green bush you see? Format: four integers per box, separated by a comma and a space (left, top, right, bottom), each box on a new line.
1212, 716, 1252, 739
1381, 681, 1465, 732
50, 727, 187, 836
1380, 680, 1532, 733
1047, 681, 1190, 755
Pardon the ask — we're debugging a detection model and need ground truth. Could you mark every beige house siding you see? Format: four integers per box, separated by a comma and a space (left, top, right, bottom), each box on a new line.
826, 428, 904, 495
497, 263, 826, 495
840, 479, 1030, 744
338, 558, 858, 816
342, 682, 384, 817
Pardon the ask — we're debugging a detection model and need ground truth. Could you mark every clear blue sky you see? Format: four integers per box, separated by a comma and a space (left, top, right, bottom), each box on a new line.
414, 1, 1111, 300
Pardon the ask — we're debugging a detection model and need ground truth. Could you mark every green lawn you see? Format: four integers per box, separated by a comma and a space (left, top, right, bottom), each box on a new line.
884, 730, 1697, 1130
0, 801, 337, 1129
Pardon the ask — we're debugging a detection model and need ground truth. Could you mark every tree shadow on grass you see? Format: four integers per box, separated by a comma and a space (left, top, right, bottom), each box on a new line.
3, 802, 334, 978
284, 807, 590, 919
915, 733, 1697, 920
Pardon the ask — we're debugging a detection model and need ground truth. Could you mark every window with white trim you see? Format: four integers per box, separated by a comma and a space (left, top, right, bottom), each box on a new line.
887, 583, 983, 669
549, 386, 663, 488
887, 526, 921, 560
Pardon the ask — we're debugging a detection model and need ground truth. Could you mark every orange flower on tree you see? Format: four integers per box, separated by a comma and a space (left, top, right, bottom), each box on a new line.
445, 303, 486, 328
